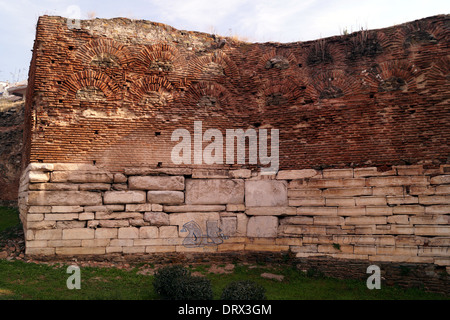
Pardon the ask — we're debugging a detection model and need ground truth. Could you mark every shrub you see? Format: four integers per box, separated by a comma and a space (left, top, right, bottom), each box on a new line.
221, 280, 266, 300
153, 265, 213, 300
172, 276, 213, 300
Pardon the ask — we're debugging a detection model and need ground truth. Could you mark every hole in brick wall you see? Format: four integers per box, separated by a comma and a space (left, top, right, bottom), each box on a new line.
157, 162, 162, 167
68, 46, 74, 51
266, 93, 288, 106
265, 56, 290, 70
94, 130, 99, 134
38, 159, 43, 163
76, 86, 106, 101
148, 59, 173, 72
202, 62, 225, 76
91, 53, 120, 68
379, 77, 406, 92
93, 160, 96, 165
51, 60, 55, 64
253, 122, 261, 128
298, 63, 303, 68
57, 81, 62, 85
369, 93, 375, 98
197, 95, 219, 110
319, 86, 344, 99
141, 91, 171, 107
155, 131, 161, 136
59, 99, 63, 103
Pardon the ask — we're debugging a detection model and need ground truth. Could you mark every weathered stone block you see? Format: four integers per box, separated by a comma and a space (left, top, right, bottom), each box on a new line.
28, 206, 51, 213
95, 211, 142, 220
28, 163, 54, 171
366, 176, 429, 187
430, 175, 450, 185
323, 168, 353, 178
322, 187, 372, 197
325, 197, 356, 206
164, 204, 225, 212
159, 226, 178, 238
51, 206, 83, 213
28, 221, 56, 230
425, 205, 450, 214
125, 203, 152, 212
345, 216, 387, 225
28, 191, 102, 206
280, 216, 313, 225
418, 195, 450, 205
247, 216, 278, 238
308, 178, 365, 188
128, 176, 184, 190
79, 183, 111, 191
104, 191, 146, 204
226, 204, 246, 211
297, 206, 338, 216
113, 173, 127, 183
276, 169, 319, 180
118, 227, 139, 239
289, 198, 325, 206
355, 197, 387, 206
246, 206, 296, 216
186, 179, 244, 204
192, 169, 229, 178
220, 217, 237, 236
245, 180, 287, 207
44, 213, 79, 221
56, 247, 105, 255
415, 226, 450, 236
56, 221, 86, 229
169, 212, 220, 236
51, 171, 113, 183
29, 171, 50, 183
147, 191, 184, 204
229, 169, 252, 179
62, 228, 95, 240
288, 189, 322, 198
392, 205, 424, 215
95, 228, 118, 239
34, 229, 62, 240
139, 226, 158, 239
386, 196, 418, 205
143, 212, 170, 226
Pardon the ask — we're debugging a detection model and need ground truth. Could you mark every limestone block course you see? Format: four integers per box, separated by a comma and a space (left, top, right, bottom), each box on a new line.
27, 191, 102, 206
245, 180, 287, 207
147, 191, 184, 204
128, 176, 184, 190
247, 216, 278, 238
185, 179, 244, 204
104, 191, 146, 204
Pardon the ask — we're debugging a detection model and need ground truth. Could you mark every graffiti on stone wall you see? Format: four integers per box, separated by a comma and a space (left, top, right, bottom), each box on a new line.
181, 220, 228, 248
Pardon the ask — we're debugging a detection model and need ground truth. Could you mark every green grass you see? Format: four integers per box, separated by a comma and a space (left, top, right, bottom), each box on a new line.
0, 206, 448, 300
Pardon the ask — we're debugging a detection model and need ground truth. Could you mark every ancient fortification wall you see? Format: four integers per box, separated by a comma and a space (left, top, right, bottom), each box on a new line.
19, 15, 449, 274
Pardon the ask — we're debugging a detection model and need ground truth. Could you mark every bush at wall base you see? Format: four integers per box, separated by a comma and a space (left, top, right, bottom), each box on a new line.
221, 280, 267, 300
153, 265, 213, 300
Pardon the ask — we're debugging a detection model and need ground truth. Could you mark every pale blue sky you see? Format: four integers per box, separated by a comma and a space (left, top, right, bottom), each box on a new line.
0, 0, 448, 82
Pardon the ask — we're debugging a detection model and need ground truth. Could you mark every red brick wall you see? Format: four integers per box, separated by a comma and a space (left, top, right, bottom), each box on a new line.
24, 15, 450, 172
